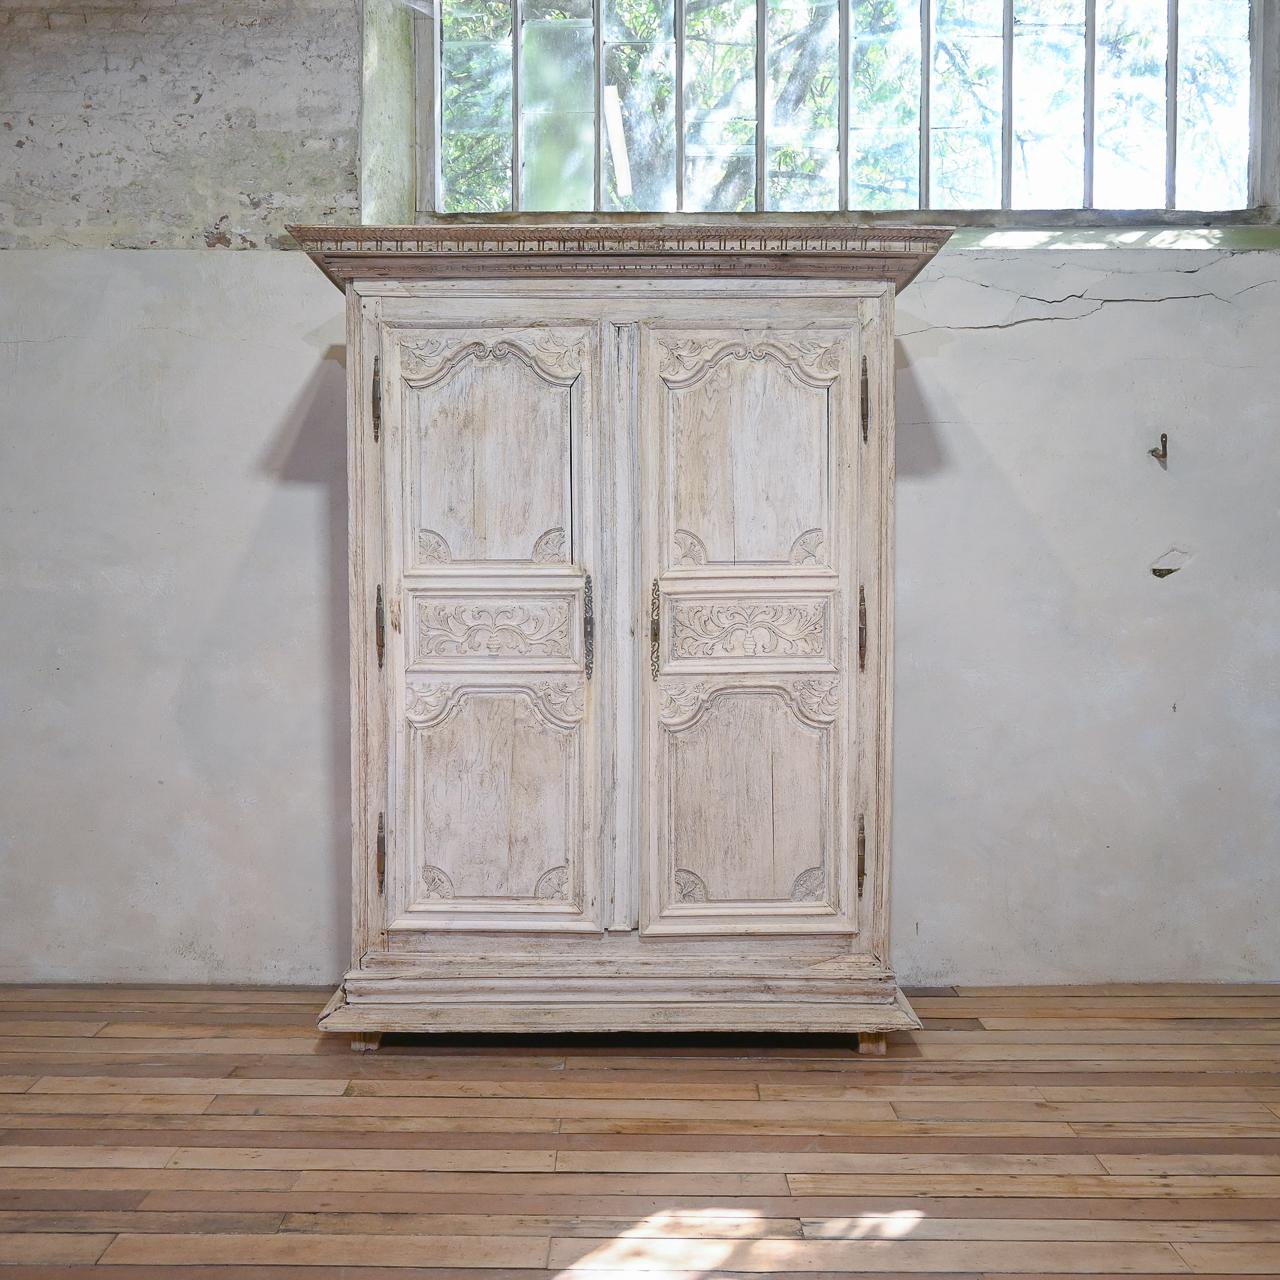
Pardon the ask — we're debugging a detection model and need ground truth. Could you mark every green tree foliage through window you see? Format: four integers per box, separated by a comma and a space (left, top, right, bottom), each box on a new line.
435, 0, 1253, 212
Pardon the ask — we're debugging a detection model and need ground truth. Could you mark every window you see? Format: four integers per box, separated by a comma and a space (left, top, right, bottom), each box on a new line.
416, 0, 1264, 214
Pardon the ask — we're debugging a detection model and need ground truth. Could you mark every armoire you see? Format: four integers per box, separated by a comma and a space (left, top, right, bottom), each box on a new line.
293, 223, 950, 1051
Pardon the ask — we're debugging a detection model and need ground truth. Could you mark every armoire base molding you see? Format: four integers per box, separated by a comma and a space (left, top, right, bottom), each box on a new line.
317, 956, 920, 1037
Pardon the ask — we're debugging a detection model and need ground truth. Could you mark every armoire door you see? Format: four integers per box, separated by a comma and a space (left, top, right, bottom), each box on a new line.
639, 314, 874, 936
379, 320, 602, 932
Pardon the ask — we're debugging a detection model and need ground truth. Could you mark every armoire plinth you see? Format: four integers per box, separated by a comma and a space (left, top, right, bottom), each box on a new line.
293, 223, 950, 1050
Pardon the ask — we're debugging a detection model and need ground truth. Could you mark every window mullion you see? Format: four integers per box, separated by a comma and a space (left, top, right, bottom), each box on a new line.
919, 0, 931, 207
1001, 0, 1013, 208
756, 0, 768, 210
675, 0, 686, 209
838, 0, 849, 210
1083, 0, 1096, 208
1165, 0, 1178, 209
511, 0, 523, 211
593, 0, 604, 209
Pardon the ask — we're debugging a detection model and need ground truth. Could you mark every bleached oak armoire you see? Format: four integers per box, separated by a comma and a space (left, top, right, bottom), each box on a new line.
293, 223, 949, 1050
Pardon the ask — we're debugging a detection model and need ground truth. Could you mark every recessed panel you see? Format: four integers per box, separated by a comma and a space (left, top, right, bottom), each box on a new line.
661, 687, 832, 906
666, 592, 834, 671
409, 688, 582, 908
659, 333, 837, 566
401, 331, 580, 565
411, 591, 579, 671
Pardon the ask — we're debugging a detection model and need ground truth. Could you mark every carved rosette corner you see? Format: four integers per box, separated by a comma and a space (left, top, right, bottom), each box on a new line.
789, 528, 825, 565
530, 526, 567, 563
674, 869, 709, 903
530, 679, 585, 727
658, 682, 710, 727
405, 684, 455, 726
422, 865, 455, 900
790, 866, 826, 902
418, 529, 453, 564
672, 529, 708, 566
534, 864, 570, 901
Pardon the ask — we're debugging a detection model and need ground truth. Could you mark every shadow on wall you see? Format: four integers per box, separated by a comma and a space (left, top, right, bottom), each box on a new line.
894, 340, 948, 479
171, 338, 351, 979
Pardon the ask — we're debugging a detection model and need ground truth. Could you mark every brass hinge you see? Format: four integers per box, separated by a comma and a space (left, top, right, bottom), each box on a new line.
857, 585, 867, 672
649, 578, 660, 679
583, 573, 594, 680
857, 814, 867, 898
375, 812, 386, 895
371, 354, 381, 443
375, 585, 385, 670
860, 353, 870, 443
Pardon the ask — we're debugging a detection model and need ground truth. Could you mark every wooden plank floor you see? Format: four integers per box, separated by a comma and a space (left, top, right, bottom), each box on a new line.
0, 985, 1278, 1277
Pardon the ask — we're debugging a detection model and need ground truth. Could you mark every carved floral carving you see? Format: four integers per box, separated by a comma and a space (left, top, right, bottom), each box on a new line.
406, 681, 583, 730
791, 678, 840, 723
657, 678, 841, 728
658, 335, 844, 389
671, 599, 827, 660
399, 331, 584, 388
417, 598, 572, 660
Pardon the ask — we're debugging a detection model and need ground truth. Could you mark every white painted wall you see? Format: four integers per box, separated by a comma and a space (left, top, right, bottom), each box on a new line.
1, 245, 1277, 983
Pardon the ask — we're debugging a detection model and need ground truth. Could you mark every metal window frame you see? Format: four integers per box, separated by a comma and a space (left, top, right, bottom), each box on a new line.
414, 0, 1279, 221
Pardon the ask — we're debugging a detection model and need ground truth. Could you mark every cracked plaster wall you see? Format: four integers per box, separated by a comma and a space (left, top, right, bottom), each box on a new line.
1, 5, 1277, 983
2, 245, 1277, 984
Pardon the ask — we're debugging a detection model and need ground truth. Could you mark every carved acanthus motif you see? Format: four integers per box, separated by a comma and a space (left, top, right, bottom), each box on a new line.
657, 678, 840, 728
399, 331, 584, 387
418, 529, 452, 564
674, 869, 709, 903
672, 529, 707, 566
530, 679, 584, 726
422, 865, 455, 900
534, 864, 569, 900
658, 682, 710, 725
789, 528, 824, 565
531, 526, 567, 563
791, 678, 840, 723
671, 599, 827, 660
417, 598, 572, 660
658, 335, 844, 389
406, 684, 454, 724
791, 866, 826, 902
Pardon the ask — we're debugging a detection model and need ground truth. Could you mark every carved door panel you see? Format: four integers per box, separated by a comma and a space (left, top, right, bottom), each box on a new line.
640, 318, 868, 935
381, 322, 601, 932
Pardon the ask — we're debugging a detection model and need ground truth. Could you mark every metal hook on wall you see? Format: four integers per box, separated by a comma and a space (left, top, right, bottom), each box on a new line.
1149, 432, 1168, 465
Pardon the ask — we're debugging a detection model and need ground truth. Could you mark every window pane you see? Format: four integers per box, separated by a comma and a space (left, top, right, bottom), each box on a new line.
930, 0, 1003, 208
1176, 0, 1249, 209
441, 0, 514, 211
684, 0, 757, 210
849, 0, 922, 210
1011, 0, 1084, 207
604, 0, 678, 209
767, 0, 840, 209
1094, 0, 1166, 208
521, 0, 595, 210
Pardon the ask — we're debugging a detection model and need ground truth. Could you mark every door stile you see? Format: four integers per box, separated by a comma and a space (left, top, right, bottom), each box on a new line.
350, 288, 389, 965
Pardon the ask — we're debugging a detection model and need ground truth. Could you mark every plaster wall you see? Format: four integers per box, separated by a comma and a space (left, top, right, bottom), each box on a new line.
2, 245, 1278, 984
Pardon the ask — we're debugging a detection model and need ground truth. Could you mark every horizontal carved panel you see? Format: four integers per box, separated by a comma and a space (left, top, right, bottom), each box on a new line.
411, 593, 578, 669
666, 595, 834, 669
